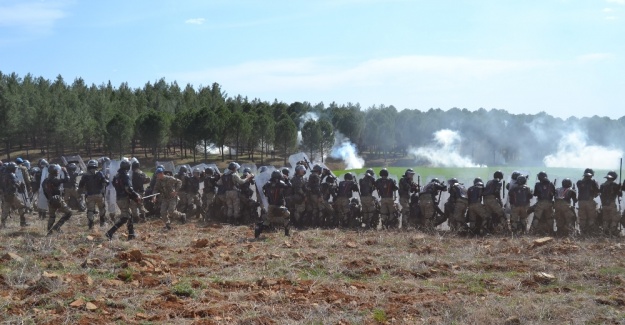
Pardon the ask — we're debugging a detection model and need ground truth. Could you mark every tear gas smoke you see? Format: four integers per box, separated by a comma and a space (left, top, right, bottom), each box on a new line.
409, 129, 486, 168
197, 141, 235, 155
330, 131, 365, 169
543, 130, 622, 169
297, 112, 320, 144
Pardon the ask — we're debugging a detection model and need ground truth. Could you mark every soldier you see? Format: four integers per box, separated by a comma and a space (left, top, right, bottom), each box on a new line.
217, 162, 253, 224
153, 167, 186, 230
320, 175, 337, 227
289, 165, 308, 228
576, 168, 600, 236
105, 160, 141, 240
446, 178, 469, 232
398, 169, 418, 228
63, 163, 85, 211
15, 158, 32, 200
180, 168, 203, 220
306, 165, 323, 227
467, 178, 490, 236
78, 160, 109, 229
239, 167, 259, 224
130, 161, 149, 223
554, 178, 577, 237
530, 171, 555, 236
33, 159, 49, 220
1, 162, 30, 228
508, 175, 532, 235
418, 178, 447, 231
335, 172, 360, 228
201, 167, 219, 222
255, 170, 291, 238
374, 168, 398, 229
359, 169, 378, 229
43, 165, 73, 235
600, 171, 622, 236
483, 170, 506, 233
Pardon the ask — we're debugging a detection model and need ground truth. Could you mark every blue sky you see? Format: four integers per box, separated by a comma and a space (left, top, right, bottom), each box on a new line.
1, 0, 624, 119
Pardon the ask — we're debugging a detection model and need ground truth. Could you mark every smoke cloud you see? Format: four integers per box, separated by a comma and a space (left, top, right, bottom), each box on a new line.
330, 131, 365, 169
409, 129, 486, 168
297, 112, 320, 144
543, 130, 622, 169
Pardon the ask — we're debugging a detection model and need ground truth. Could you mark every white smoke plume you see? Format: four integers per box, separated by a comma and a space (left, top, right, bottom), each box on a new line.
330, 131, 365, 169
197, 141, 235, 155
543, 130, 622, 169
297, 112, 320, 145
409, 129, 486, 168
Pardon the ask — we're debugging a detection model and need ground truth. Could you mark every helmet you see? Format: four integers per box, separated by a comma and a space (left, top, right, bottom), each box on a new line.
295, 165, 306, 175
493, 170, 504, 180
48, 164, 59, 175
242, 167, 251, 174
583, 168, 594, 177
156, 164, 164, 169
379, 168, 389, 177
281, 168, 290, 176
23, 160, 30, 169
15, 157, 24, 164
405, 168, 415, 177
312, 164, 323, 173
155, 167, 164, 175
5, 162, 17, 173
344, 172, 353, 181
132, 161, 140, 170
228, 162, 240, 171
511, 171, 520, 181
193, 168, 201, 176
517, 176, 527, 185
605, 171, 618, 180
67, 163, 77, 171
448, 178, 458, 186
87, 160, 98, 169
431, 178, 440, 184
366, 168, 375, 177
205, 167, 214, 175
473, 177, 483, 186
99, 157, 110, 165
271, 170, 282, 180
258, 166, 267, 174
179, 166, 188, 174
38, 159, 49, 168
562, 178, 572, 188
120, 160, 131, 171
537, 171, 548, 181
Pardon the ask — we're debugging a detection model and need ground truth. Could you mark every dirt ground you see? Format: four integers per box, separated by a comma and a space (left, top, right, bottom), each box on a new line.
1, 212, 625, 324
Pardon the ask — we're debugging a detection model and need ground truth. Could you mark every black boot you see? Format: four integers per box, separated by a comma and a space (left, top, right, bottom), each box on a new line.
254, 222, 264, 239
47, 217, 56, 232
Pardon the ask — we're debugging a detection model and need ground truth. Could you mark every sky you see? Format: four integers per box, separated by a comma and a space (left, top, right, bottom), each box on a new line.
1, 0, 624, 119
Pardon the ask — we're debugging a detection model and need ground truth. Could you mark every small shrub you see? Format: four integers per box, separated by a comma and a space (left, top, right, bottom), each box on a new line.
172, 281, 195, 297
372, 308, 387, 323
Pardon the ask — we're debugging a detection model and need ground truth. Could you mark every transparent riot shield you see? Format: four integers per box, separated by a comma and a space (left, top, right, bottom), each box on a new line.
15, 168, 32, 209
156, 161, 175, 173
288, 152, 312, 170
255, 166, 277, 209
175, 164, 191, 175
38, 168, 49, 210
62, 155, 88, 173
241, 163, 258, 175
105, 160, 121, 214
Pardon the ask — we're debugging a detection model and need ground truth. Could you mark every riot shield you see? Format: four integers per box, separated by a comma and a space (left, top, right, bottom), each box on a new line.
241, 163, 258, 175
288, 152, 312, 170
15, 168, 32, 209
62, 155, 88, 173
38, 168, 49, 210
105, 160, 121, 214
175, 164, 191, 175
255, 166, 276, 209
156, 161, 176, 173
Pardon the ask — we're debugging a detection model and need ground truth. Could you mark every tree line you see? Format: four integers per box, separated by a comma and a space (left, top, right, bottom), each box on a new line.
1, 71, 624, 167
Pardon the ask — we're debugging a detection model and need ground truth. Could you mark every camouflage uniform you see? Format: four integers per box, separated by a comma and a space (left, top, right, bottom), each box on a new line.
418, 182, 446, 231
467, 185, 489, 235
217, 170, 250, 223
106, 168, 140, 240
202, 174, 219, 221
374, 177, 398, 228
306, 172, 322, 227
448, 183, 468, 232
359, 174, 378, 229
238, 176, 259, 224
153, 174, 184, 228
482, 179, 506, 233
398, 175, 417, 228
553, 186, 577, 237
335, 179, 359, 227
63, 167, 85, 211
289, 174, 307, 227
508, 184, 532, 234
319, 177, 336, 227
600, 178, 621, 236
181, 174, 202, 219
261, 179, 291, 228
43, 170, 73, 234
576, 177, 600, 236
1, 172, 28, 227
78, 168, 109, 228
130, 168, 149, 222
531, 180, 555, 236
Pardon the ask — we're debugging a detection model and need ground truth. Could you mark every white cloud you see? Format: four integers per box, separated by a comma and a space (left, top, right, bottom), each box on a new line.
603, 7, 614, 12
605, 15, 618, 20
0, 2, 67, 30
185, 18, 205, 25
576, 53, 615, 62
606, 0, 625, 5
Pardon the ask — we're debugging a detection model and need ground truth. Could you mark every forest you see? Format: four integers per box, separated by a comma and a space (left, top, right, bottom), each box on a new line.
1, 71, 624, 167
